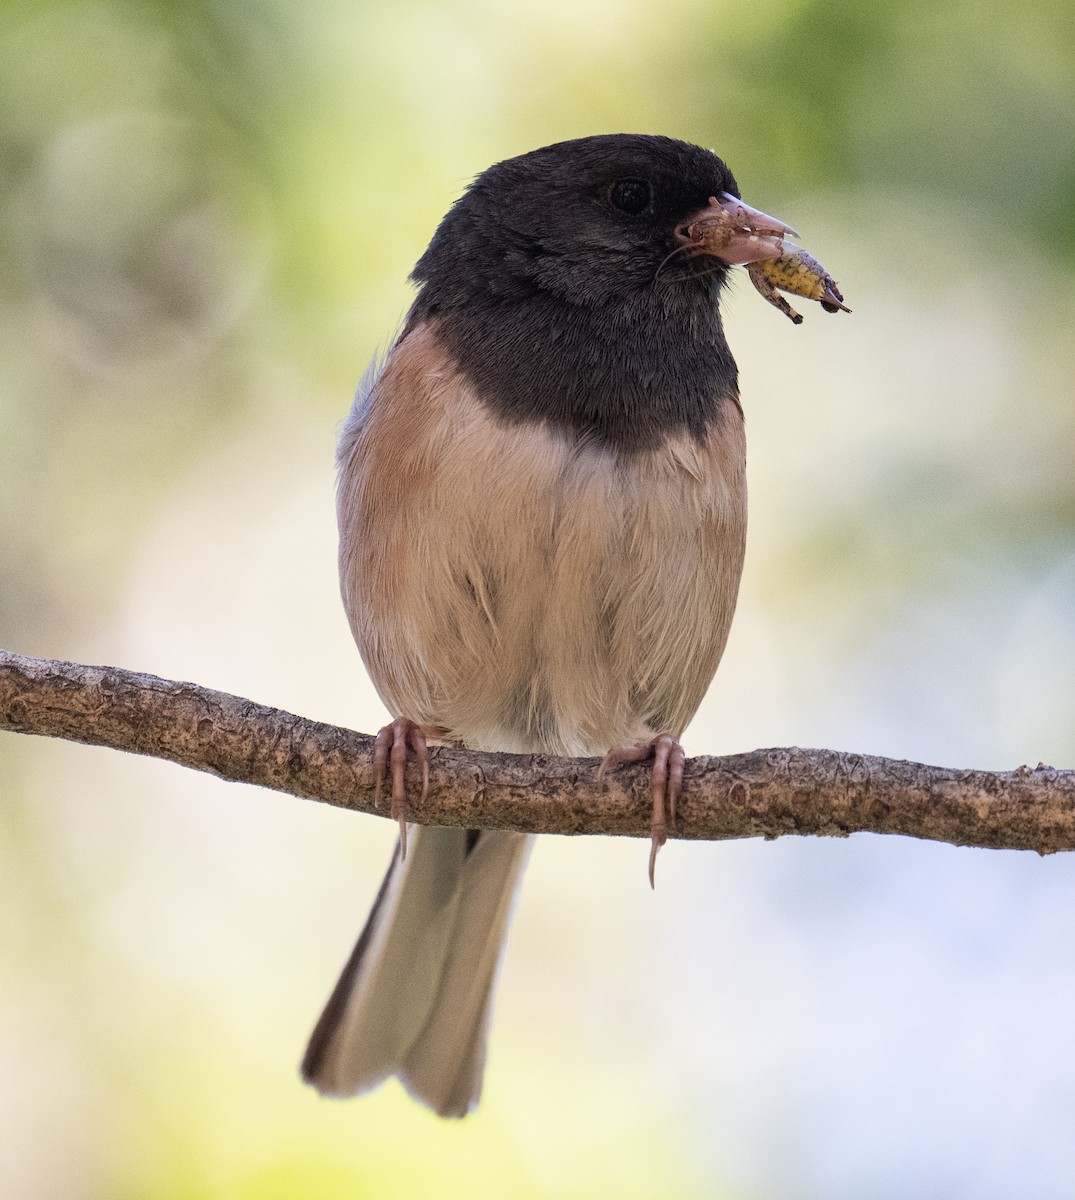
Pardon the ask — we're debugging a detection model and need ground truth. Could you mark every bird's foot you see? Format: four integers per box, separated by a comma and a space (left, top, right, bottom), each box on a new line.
373, 717, 433, 860
598, 733, 685, 888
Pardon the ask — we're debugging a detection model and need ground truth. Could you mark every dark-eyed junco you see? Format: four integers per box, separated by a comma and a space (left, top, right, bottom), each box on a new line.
302, 134, 800, 1117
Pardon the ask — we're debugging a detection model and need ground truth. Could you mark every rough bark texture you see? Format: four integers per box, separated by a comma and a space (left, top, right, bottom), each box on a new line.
2, 648, 1073, 853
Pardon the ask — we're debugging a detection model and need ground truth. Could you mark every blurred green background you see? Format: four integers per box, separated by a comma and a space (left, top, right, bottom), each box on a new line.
2, 0, 1074, 1197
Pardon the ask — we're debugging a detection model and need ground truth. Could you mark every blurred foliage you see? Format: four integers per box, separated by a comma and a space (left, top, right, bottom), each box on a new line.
1, 1, 1074, 1198
723, 0, 1075, 253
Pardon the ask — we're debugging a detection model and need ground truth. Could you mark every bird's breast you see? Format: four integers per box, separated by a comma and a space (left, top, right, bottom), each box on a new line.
338, 323, 747, 756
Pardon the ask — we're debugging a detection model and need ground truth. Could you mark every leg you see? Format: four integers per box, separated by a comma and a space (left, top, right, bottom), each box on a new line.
597, 733, 686, 887
373, 717, 433, 859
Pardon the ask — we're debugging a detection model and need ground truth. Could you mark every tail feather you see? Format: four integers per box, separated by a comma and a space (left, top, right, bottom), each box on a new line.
302, 825, 531, 1117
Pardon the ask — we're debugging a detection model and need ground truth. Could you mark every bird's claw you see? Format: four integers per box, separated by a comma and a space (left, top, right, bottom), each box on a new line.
373, 717, 430, 860
598, 733, 685, 888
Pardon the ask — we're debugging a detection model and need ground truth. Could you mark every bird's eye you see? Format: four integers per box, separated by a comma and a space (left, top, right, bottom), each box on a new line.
610, 178, 652, 215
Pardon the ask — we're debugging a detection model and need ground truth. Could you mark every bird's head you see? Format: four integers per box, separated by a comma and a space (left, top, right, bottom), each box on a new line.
412, 134, 794, 310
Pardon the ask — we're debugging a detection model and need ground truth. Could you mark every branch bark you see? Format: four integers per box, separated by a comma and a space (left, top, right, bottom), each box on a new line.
2, 648, 1073, 854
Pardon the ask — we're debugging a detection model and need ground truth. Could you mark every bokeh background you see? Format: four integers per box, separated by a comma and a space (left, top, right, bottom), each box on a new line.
2, 0, 1074, 1196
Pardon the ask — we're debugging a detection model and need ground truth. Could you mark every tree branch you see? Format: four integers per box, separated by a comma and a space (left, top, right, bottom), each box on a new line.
2, 648, 1073, 854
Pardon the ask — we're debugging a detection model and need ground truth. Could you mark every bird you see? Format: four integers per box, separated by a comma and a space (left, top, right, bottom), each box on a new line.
301, 134, 797, 1118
